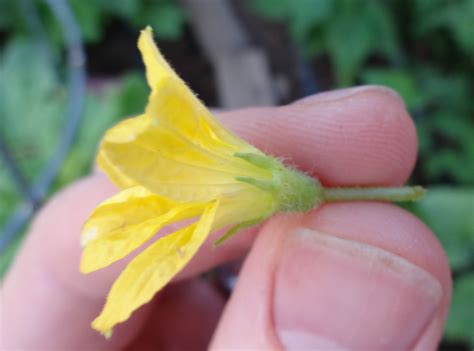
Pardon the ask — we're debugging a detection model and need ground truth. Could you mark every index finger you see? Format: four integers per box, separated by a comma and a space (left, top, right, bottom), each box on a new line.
221, 85, 417, 186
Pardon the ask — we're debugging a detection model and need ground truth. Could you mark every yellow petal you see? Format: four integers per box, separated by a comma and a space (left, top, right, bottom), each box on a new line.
91, 200, 219, 336
96, 115, 150, 189
138, 27, 257, 154
212, 185, 275, 230
96, 27, 272, 197
100, 114, 247, 178
137, 26, 174, 91
98, 113, 271, 202
80, 186, 206, 273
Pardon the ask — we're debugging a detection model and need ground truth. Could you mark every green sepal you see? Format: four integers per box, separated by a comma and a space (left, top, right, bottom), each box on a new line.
235, 176, 276, 192
234, 152, 281, 170
213, 217, 264, 247
235, 152, 323, 213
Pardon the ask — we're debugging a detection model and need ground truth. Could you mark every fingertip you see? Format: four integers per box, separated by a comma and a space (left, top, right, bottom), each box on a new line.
292, 86, 418, 186
220, 85, 418, 186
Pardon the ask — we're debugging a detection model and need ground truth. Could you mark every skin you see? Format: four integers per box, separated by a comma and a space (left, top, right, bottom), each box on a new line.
0, 86, 451, 350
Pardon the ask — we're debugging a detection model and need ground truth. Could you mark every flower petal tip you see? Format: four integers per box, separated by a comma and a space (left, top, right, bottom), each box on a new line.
100, 328, 113, 340
79, 260, 93, 274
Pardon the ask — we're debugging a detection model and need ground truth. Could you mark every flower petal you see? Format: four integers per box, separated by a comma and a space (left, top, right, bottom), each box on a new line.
146, 74, 252, 154
96, 27, 271, 197
212, 185, 275, 230
80, 186, 206, 273
96, 115, 151, 189
98, 113, 271, 201
137, 26, 175, 91
100, 116, 250, 180
138, 27, 258, 154
91, 200, 219, 337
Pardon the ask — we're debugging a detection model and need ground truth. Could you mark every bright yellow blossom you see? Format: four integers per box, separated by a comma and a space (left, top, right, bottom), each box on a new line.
80, 27, 321, 337
81, 27, 424, 337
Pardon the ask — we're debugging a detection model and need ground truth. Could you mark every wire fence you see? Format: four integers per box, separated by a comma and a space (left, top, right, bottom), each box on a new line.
0, 0, 86, 253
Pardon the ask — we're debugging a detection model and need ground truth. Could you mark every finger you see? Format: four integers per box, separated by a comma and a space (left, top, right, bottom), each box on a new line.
125, 279, 225, 350
211, 203, 451, 350
221, 85, 417, 186
1, 176, 148, 350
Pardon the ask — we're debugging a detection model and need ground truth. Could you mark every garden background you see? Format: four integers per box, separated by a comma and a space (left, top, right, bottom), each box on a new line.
0, 0, 472, 348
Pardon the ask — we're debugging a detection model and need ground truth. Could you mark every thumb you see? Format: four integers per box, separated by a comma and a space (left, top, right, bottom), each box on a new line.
210, 202, 451, 350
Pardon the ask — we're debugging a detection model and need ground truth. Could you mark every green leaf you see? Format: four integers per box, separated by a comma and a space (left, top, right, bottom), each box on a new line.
411, 187, 474, 270
417, 68, 471, 111
116, 72, 149, 117
416, 101, 474, 185
0, 38, 66, 183
450, 0, 474, 57
287, 0, 334, 42
249, 0, 289, 19
0, 0, 24, 32
417, 0, 474, 57
362, 69, 421, 110
325, 2, 399, 86
132, 0, 186, 40
102, 0, 140, 19
69, 0, 104, 43
250, 0, 334, 45
445, 273, 474, 345
408, 188, 474, 345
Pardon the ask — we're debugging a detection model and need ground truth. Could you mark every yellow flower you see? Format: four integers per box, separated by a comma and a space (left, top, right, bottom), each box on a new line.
80, 27, 322, 337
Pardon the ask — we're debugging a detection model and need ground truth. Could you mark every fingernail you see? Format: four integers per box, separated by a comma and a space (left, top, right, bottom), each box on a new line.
293, 85, 403, 106
274, 228, 442, 350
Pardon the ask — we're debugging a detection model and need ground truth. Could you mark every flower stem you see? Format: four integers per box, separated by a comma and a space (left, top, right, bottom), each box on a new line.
322, 186, 425, 203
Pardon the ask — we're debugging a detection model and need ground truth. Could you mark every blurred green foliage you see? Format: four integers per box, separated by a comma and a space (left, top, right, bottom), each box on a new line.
0, 0, 185, 42
1, 39, 65, 183
447, 273, 474, 345
0, 0, 473, 346
412, 188, 474, 270
408, 188, 474, 345
251, 0, 474, 186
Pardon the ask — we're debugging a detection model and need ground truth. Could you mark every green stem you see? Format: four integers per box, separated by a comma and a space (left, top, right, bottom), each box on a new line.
322, 186, 425, 203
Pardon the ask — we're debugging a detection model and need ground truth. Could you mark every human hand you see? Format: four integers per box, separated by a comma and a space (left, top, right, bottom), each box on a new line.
1, 86, 451, 350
